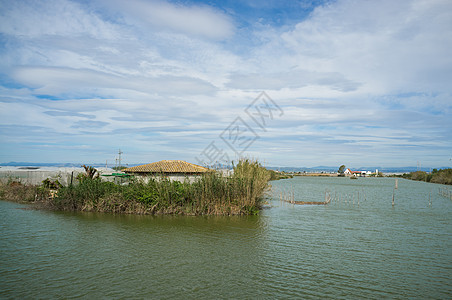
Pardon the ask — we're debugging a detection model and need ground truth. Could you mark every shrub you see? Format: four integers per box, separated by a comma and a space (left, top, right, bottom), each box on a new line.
430, 169, 452, 185
0, 180, 48, 203
411, 171, 428, 181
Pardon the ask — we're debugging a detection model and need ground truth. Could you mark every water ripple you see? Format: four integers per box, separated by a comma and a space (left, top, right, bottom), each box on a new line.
1, 177, 451, 298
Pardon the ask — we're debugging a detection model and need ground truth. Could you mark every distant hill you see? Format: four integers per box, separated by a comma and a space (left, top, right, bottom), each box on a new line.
357, 166, 449, 173
0, 162, 82, 167
0, 162, 140, 168
267, 165, 449, 173
1, 162, 448, 173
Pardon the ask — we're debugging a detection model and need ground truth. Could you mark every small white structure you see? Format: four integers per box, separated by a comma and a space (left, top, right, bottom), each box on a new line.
344, 168, 369, 177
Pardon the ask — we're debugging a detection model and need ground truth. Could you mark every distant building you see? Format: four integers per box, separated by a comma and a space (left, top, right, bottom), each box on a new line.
123, 160, 211, 183
344, 168, 369, 177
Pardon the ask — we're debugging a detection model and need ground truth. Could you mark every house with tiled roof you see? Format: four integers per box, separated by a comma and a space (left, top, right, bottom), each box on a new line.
123, 160, 211, 183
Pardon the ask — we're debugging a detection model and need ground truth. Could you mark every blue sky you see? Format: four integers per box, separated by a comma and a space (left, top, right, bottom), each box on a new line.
0, 0, 451, 168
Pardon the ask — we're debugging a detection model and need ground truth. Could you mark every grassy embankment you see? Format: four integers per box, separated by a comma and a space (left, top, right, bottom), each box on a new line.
0, 159, 271, 215
268, 170, 294, 180
395, 168, 452, 185
297, 173, 337, 177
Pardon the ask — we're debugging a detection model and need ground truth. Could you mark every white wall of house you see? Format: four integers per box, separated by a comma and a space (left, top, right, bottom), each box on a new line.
133, 174, 202, 184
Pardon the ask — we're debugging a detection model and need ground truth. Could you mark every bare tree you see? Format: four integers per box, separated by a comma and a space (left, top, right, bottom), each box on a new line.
81, 165, 99, 179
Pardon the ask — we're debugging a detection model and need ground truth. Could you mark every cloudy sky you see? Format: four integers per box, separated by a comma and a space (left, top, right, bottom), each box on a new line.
1, 0, 451, 168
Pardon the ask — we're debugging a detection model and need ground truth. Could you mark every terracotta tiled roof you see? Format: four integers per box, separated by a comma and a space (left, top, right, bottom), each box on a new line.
123, 160, 210, 174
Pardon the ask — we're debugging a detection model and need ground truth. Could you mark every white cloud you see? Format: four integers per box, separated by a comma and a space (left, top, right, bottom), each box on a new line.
227, 69, 361, 91
11, 66, 217, 96
98, 0, 235, 40
0, 0, 451, 166
275, 0, 452, 94
0, 0, 118, 39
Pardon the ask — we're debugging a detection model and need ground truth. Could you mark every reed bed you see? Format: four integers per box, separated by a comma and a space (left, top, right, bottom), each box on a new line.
0, 159, 271, 216
0, 181, 49, 203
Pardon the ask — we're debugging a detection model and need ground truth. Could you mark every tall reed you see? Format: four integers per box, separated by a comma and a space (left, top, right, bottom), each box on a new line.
0, 181, 44, 203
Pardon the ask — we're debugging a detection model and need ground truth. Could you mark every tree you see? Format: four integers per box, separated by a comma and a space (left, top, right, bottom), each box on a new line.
338, 165, 346, 174
79, 165, 99, 180
112, 166, 127, 171
411, 171, 427, 181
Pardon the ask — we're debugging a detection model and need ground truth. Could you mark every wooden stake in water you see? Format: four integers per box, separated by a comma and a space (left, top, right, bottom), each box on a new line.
392, 189, 395, 207
395, 179, 398, 189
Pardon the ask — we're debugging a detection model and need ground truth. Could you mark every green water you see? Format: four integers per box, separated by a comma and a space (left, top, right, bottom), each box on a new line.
1, 177, 451, 298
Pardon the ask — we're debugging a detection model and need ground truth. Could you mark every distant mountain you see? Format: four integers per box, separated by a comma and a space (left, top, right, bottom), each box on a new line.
0, 162, 134, 168
0, 162, 82, 167
357, 166, 449, 173
267, 166, 336, 172
1, 162, 449, 173
267, 165, 450, 173
312, 166, 337, 170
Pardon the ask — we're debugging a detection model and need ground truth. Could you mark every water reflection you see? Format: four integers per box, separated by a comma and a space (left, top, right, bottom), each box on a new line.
1, 177, 451, 298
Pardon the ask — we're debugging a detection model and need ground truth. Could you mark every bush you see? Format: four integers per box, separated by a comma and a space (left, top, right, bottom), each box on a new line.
42, 178, 63, 189
0, 180, 49, 203
404, 169, 452, 185
411, 171, 428, 181
430, 169, 452, 185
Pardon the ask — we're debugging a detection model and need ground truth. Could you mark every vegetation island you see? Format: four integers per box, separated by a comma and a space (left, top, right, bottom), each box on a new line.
391, 168, 452, 185
0, 159, 285, 216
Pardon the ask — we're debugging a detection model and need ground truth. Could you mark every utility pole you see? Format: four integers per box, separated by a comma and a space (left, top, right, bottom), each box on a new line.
118, 149, 123, 169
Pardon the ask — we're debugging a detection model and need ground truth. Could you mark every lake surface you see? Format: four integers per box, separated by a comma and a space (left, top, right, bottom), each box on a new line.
1, 177, 451, 299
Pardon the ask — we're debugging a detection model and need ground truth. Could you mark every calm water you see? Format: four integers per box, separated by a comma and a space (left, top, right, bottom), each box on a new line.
1, 177, 451, 299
